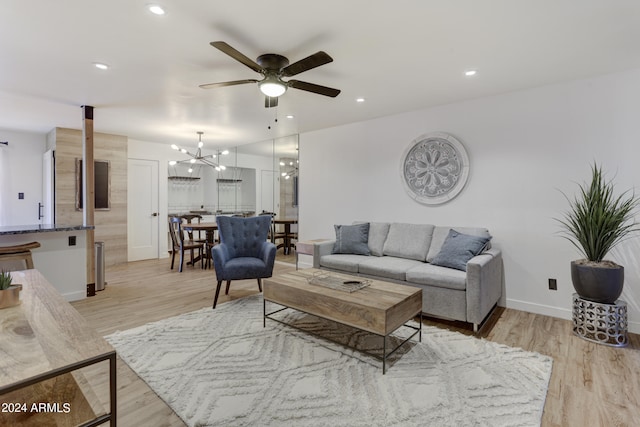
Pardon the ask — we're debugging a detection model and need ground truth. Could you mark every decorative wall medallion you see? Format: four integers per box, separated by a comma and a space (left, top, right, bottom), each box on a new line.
401, 132, 470, 205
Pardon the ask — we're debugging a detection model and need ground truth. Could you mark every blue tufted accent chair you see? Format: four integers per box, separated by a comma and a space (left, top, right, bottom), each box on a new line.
210, 215, 277, 308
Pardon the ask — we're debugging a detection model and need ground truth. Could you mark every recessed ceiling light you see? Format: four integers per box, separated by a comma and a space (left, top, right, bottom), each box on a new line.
286, 115, 294, 119
464, 70, 477, 77
356, 97, 365, 103
93, 62, 109, 70
147, 4, 166, 15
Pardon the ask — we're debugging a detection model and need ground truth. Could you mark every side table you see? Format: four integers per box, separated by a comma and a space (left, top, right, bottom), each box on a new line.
295, 239, 329, 270
572, 294, 628, 347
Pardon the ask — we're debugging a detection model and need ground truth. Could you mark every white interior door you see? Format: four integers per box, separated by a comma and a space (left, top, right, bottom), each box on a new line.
128, 158, 159, 261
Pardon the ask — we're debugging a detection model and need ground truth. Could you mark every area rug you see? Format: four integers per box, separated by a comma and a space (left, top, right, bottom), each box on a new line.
105, 295, 552, 427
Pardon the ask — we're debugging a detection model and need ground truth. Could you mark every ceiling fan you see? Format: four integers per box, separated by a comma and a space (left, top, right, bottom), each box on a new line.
200, 41, 341, 108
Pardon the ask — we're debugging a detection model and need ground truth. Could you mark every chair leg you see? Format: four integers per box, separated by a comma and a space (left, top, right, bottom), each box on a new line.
257, 278, 262, 292
170, 250, 176, 270
213, 281, 223, 309
225, 280, 231, 295
179, 249, 184, 273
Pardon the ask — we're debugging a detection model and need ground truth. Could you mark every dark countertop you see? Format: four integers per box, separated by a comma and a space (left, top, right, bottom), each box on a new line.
0, 224, 94, 236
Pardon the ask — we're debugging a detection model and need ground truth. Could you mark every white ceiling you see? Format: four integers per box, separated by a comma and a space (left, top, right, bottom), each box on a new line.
1, 1, 640, 149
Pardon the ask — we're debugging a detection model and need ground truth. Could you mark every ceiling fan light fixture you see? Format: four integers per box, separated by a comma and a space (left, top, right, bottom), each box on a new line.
259, 78, 287, 97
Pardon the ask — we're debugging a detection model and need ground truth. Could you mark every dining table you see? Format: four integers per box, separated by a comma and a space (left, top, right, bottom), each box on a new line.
273, 219, 298, 255
183, 222, 217, 267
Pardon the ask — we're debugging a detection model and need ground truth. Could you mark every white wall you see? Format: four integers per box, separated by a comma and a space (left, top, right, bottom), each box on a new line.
299, 68, 640, 333
0, 129, 46, 225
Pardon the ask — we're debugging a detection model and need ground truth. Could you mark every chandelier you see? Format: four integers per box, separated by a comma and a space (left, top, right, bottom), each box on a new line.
169, 132, 228, 172
280, 158, 298, 180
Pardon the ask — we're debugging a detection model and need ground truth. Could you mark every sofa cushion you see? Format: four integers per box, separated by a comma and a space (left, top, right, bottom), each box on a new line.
406, 263, 467, 291
358, 256, 425, 281
382, 223, 434, 261
332, 223, 370, 255
355, 221, 390, 256
427, 226, 491, 262
320, 254, 370, 273
430, 229, 492, 271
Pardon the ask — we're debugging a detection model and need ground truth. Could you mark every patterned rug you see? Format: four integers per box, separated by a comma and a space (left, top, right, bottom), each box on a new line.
106, 295, 552, 427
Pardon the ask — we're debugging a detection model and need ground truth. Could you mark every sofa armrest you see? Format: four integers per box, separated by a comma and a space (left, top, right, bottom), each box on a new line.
313, 240, 335, 268
465, 248, 503, 326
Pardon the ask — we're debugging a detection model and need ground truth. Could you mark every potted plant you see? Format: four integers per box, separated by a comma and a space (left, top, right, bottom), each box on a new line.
558, 163, 639, 303
0, 269, 22, 309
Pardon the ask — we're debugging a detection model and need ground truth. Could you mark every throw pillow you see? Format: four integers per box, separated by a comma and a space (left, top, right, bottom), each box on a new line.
430, 229, 491, 271
332, 223, 371, 255
353, 221, 390, 256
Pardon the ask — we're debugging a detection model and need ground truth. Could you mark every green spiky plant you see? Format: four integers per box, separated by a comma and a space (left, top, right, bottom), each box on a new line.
0, 269, 13, 290
558, 163, 639, 264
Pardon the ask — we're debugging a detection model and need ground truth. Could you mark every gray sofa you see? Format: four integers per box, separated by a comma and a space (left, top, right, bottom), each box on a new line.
312, 222, 503, 331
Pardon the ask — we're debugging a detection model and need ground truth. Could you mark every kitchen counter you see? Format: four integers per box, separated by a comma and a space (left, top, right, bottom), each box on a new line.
0, 224, 94, 235
0, 224, 91, 301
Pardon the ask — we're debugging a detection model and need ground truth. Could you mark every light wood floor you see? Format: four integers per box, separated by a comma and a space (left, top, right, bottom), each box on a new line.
69, 258, 640, 427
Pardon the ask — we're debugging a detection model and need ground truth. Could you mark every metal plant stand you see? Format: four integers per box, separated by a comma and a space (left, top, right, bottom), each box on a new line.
572, 294, 628, 347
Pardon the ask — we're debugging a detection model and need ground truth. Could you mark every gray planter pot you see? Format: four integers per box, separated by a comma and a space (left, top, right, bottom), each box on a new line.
571, 260, 624, 304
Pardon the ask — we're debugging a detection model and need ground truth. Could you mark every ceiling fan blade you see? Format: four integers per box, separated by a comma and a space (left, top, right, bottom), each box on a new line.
210, 41, 262, 73
281, 51, 333, 77
265, 96, 278, 108
288, 80, 341, 97
199, 79, 259, 89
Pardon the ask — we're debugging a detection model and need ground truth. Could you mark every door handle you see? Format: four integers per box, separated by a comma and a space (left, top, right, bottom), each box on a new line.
151, 212, 158, 217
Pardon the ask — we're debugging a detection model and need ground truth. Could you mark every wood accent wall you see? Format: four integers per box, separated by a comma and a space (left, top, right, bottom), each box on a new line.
48, 127, 128, 267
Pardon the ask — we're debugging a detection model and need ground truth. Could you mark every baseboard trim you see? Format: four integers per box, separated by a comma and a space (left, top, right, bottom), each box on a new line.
507, 298, 640, 335
62, 290, 87, 302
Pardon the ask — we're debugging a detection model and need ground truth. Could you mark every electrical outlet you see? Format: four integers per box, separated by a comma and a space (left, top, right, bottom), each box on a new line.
548, 278, 557, 290
69, 236, 76, 246
18, 192, 24, 199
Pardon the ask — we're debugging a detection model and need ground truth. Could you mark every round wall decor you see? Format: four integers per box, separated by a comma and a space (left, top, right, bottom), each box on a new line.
400, 132, 470, 205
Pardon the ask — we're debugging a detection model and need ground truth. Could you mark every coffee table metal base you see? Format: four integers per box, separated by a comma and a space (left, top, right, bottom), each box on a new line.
264, 299, 422, 374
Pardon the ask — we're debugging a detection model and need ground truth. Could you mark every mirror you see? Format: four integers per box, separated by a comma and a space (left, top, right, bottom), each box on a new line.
167, 134, 298, 222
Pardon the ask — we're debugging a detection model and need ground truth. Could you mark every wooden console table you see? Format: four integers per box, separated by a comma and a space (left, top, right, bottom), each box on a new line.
0, 269, 116, 426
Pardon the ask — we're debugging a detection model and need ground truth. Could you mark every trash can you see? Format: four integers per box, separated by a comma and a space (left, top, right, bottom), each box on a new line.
95, 241, 106, 291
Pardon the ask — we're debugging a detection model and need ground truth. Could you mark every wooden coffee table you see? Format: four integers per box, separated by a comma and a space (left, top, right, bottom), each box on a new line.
263, 268, 422, 374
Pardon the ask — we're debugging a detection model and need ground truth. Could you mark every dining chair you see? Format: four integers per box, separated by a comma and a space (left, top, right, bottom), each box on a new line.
180, 214, 205, 241
210, 215, 276, 308
168, 217, 205, 272
259, 211, 278, 243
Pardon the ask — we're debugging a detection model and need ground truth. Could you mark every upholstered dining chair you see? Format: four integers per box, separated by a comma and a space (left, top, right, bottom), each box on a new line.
210, 215, 276, 308
168, 217, 205, 272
